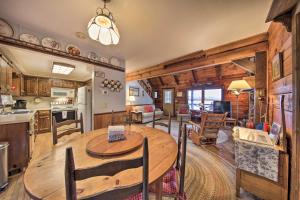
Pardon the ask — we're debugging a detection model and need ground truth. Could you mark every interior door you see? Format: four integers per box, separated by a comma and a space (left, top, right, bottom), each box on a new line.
163, 88, 174, 116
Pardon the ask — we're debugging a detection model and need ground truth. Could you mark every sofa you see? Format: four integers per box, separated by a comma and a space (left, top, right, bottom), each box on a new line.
176, 104, 191, 122
131, 105, 163, 123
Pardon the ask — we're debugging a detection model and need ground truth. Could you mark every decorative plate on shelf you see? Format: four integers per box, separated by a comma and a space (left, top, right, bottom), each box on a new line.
20, 33, 40, 45
99, 56, 109, 63
88, 52, 98, 60
66, 44, 80, 56
0, 18, 14, 37
41, 37, 61, 50
110, 57, 121, 67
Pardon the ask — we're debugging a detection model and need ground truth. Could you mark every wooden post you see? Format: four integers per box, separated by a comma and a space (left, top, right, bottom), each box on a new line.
292, 7, 300, 200
254, 51, 267, 124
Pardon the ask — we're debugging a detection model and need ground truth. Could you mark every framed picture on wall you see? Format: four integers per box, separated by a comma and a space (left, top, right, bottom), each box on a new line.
129, 87, 139, 96
177, 91, 183, 97
272, 52, 283, 81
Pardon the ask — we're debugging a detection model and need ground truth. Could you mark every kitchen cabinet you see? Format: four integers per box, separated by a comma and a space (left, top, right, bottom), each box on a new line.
38, 78, 51, 97
62, 80, 74, 88
0, 56, 13, 94
51, 79, 63, 88
11, 72, 25, 96
0, 122, 30, 173
37, 110, 51, 133
25, 76, 38, 96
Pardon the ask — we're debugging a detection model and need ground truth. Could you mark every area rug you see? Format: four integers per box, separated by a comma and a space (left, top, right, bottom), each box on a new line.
146, 120, 258, 200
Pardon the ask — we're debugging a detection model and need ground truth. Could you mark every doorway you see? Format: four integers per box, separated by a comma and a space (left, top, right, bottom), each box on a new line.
162, 88, 175, 116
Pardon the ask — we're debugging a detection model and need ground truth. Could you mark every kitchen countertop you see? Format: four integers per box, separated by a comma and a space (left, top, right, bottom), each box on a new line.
0, 111, 36, 125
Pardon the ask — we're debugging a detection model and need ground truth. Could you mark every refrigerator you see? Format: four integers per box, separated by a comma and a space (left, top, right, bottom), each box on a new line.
77, 86, 92, 132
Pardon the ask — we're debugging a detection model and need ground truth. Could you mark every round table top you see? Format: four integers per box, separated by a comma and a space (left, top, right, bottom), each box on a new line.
23, 125, 178, 200
86, 131, 144, 156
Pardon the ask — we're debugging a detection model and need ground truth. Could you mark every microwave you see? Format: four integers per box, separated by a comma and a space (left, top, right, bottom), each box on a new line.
51, 88, 75, 98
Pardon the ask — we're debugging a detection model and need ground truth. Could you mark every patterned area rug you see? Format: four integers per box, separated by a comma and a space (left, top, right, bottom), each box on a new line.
146, 120, 258, 200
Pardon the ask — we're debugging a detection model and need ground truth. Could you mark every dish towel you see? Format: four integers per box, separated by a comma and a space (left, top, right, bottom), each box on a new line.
62, 111, 68, 119
235, 139, 279, 182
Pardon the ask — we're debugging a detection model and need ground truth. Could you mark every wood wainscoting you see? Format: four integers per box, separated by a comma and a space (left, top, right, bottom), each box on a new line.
94, 111, 127, 129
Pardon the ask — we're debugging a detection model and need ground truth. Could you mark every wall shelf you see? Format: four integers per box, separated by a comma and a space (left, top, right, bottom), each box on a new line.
0, 35, 125, 72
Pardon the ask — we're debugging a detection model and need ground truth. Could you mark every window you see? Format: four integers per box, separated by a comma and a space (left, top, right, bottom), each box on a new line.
187, 88, 222, 111
164, 90, 172, 104
204, 89, 222, 111
187, 89, 202, 110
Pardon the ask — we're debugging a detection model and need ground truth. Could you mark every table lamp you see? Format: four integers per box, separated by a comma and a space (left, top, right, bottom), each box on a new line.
228, 80, 251, 120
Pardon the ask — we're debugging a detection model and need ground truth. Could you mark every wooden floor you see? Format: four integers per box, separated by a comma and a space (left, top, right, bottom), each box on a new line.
0, 125, 242, 200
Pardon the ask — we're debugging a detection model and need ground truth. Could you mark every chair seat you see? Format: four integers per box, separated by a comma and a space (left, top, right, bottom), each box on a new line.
125, 192, 142, 200
162, 181, 187, 200
163, 167, 177, 183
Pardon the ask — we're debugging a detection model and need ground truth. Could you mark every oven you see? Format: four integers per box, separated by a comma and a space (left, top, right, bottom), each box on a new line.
51, 110, 76, 123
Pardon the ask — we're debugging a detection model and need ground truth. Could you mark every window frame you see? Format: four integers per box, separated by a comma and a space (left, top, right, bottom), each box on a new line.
187, 86, 224, 111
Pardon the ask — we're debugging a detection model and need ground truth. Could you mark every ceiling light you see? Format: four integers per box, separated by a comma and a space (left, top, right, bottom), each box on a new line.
87, 0, 120, 45
52, 62, 75, 75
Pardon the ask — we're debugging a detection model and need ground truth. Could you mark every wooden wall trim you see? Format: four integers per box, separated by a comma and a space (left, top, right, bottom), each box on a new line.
94, 111, 126, 116
126, 33, 268, 81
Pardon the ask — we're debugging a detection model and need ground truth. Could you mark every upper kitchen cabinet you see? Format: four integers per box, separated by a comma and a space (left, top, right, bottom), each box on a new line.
11, 72, 25, 97
51, 79, 63, 88
38, 78, 51, 97
24, 76, 38, 96
62, 80, 75, 88
0, 55, 13, 94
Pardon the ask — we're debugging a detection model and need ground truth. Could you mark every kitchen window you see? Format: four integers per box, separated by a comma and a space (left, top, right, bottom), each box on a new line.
187, 88, 223, 111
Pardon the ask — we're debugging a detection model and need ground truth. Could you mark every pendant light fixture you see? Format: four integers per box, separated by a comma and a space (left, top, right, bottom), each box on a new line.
87, 0, 120, 45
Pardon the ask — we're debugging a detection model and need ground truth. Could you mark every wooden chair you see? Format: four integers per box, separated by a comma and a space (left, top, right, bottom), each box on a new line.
65, 138, 149, 200
190, 112, 226, 145
52, 113, 84, 145
161, 123, 187, 199
111, 110, 115, 125
152, 111, 171, 134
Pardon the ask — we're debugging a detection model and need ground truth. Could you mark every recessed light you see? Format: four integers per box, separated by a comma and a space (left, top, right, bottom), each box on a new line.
75, 32, 87, 39
52, 62, 75, 75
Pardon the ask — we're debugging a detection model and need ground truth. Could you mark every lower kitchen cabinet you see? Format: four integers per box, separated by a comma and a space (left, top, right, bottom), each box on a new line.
0, 122, 30, 173
38, 110, 51, 133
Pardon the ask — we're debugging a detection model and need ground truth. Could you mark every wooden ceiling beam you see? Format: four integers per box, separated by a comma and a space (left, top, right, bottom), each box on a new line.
158, 77, 164, 86
126, 33, 268, 81
215, 65, 222, 80
232, 58, 256, 74
191, 70, 198, 83
173, 75, 179, 85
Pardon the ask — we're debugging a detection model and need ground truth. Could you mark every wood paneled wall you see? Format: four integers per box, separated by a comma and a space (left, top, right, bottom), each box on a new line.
268, 22, 293, 146
94, 111, 126, 129
150, 63, 250, 118
267, 21, 294, 199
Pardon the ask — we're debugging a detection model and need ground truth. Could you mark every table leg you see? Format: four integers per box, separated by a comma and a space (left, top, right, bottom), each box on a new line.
155, 177, 163, 200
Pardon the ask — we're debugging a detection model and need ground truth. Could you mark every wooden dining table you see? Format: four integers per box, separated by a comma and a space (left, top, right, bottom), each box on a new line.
23, 125, 178, 200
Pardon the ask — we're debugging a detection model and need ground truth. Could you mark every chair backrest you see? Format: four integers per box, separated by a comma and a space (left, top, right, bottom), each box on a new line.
152, 111, 171, 134
65, 138, 149, 200
177, 123, 187, 196
111, 110, 115, 125
176, 116, 183, 169
199, 112, 226, 137
52, 113, 84, 145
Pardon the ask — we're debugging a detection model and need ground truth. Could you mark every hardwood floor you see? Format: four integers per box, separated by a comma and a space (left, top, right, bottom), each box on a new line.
0, 174, 30, 200
0, 124, 252, 200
